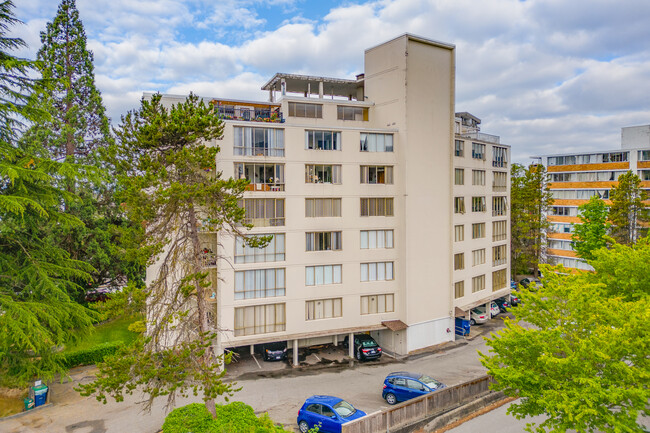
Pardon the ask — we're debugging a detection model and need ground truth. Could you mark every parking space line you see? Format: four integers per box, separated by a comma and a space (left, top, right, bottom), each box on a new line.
312, 354, 321, 362
252, 354, 261, 369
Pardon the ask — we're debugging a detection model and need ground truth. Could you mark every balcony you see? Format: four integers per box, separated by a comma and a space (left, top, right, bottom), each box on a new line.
215, 106, 284, 123
245, 183, 284, 192
461, 131, 500, 144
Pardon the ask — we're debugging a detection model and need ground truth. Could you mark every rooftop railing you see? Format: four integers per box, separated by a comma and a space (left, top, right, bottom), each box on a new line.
461, 131, 500, 144
216, 107, 284, 123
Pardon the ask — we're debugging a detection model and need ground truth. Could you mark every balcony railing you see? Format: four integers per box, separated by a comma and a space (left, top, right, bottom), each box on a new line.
243, 217, 285, 227
461, 131, 500, 144
216, 107, 284, 123
245, 183, 284, 192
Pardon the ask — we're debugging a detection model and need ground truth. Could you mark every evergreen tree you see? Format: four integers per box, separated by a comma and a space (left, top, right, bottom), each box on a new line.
22, 0, 142, 296
608, 171, 648, 245
29, 0, 111, 164
510, 163, 553, 276
78, 94, 267, 417
571, 195, 610, 261
0, 0, 96, 386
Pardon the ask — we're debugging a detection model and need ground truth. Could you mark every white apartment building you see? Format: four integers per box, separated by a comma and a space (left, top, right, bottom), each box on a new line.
148, 34, 511, 361
452, 113, 511, 316
534, 125, 650, 270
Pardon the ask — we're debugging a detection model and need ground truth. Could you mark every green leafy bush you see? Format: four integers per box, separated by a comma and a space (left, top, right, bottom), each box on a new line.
162, 402, 294, 433
63, 341, 124, 368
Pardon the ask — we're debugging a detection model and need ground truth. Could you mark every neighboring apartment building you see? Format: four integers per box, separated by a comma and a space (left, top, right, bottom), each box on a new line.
147, 34, 511, 361
534, 125, 650, 270
452, 113, 511, 317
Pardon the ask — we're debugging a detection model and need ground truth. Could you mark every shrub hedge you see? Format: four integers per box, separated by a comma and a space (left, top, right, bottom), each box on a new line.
162, 401, 294, 433
62, 341, 124, 368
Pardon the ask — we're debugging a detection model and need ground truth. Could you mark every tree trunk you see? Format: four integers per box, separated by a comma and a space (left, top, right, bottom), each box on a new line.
188, 206, 217, 419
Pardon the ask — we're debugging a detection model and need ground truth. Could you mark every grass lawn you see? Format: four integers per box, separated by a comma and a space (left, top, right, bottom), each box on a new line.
64, 316, 139, 353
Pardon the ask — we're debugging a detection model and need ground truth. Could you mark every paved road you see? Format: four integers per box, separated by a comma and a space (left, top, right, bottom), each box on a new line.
0, 321, 503, 433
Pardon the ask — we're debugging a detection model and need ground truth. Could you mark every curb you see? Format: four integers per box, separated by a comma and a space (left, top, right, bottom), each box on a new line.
0, 403, 53, 421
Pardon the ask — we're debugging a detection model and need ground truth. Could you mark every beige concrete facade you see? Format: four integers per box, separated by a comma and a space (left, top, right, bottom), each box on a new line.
147, 34, 511, 357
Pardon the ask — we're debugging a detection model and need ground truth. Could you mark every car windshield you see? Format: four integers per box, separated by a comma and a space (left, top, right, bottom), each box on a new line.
360, 340, 377, 348
332, 400, 357, 418
419, 375, 442, 389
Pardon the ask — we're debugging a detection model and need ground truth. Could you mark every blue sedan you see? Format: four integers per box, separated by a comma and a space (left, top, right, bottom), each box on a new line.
297, 395, 366, 433
382, 372, 446, 404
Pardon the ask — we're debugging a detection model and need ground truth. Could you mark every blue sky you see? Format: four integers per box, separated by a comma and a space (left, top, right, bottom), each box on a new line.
13, 0, 650, 162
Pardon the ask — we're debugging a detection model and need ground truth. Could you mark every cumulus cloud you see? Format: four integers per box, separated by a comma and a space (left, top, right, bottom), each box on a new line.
10, 0, 650, 162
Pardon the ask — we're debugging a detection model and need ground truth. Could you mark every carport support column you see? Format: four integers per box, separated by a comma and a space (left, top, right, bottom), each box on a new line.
348, 332, 354, 359
293, 339, 299, 366
250, 345, 254, 355
485, 302, 491, 318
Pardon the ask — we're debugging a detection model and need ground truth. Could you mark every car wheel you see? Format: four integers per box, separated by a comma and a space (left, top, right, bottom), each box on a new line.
298, 420, 310, 433
385, 393, 397, 405
470, 319, 475, 326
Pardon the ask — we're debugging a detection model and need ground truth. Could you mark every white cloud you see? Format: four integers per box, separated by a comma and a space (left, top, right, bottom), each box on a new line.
10, 0, 650, 162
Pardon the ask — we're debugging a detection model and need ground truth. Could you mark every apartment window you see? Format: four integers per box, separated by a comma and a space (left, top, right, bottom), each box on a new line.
493, 220, 507, 241
472, 275, 486, 293
454, 168, 464, 185
602, 152, 628, 163
493, 172, 507, 191
306, 265, 342, 286
234, 268, 285, 300
551, 206, 573, 216
472, 170, 485, 186
306, 298, 342, 320
233, 127, 284, 157
360, 294, 395, 315
305, 130, 341, 151
492, 269, 507, 291
305, 198, 342, 217
234, 233, 285, 264
472, 249, 486, 266
361, 166, 394, 184
492, 146, 508, 168
234, 303, 285, 336
492, 197, 507, 216
472, 223, 486, 239
472, 196, 486, 212
305, 164, 342, 184
454, 281, 465, 299
360, 133, 394, 152
235, 163, 284, 191
360, 198, 394, 216
493, 244, 507, 266
338, 106, 368, 121
360, 230, 394, 249
360, 262, 394, 281
454, 140, 464, 157
454, 225, 464, 242
454, 253, 464, 270
639, 170, 650, 181
239, 198, 285, 226
454, 197, 465, 214
639, 150, 650, 162
472, 143, 485, 160
289, 102, 322, 118
306, 231, 342, 251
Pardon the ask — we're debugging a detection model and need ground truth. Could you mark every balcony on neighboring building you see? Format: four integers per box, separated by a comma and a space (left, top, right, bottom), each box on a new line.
212, 99, 284, 123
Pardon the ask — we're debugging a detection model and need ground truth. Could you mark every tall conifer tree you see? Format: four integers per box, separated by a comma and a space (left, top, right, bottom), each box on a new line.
0, 0, 95, 386
30, 0, 111, 164
23, 0, 143, 295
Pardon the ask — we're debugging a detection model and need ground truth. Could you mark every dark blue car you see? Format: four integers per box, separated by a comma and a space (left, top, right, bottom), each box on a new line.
382, 372, 446, 405
297, 395, 366, 433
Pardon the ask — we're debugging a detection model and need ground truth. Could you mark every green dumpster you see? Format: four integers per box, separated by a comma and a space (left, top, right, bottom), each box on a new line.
24, 397, 34, 411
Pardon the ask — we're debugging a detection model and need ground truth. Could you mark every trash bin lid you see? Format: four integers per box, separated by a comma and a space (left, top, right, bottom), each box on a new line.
32, 384, 48, 391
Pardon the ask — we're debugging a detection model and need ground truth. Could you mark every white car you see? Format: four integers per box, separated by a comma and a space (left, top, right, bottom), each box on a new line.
489, 301, 500, 317
470, 308, 489, 325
